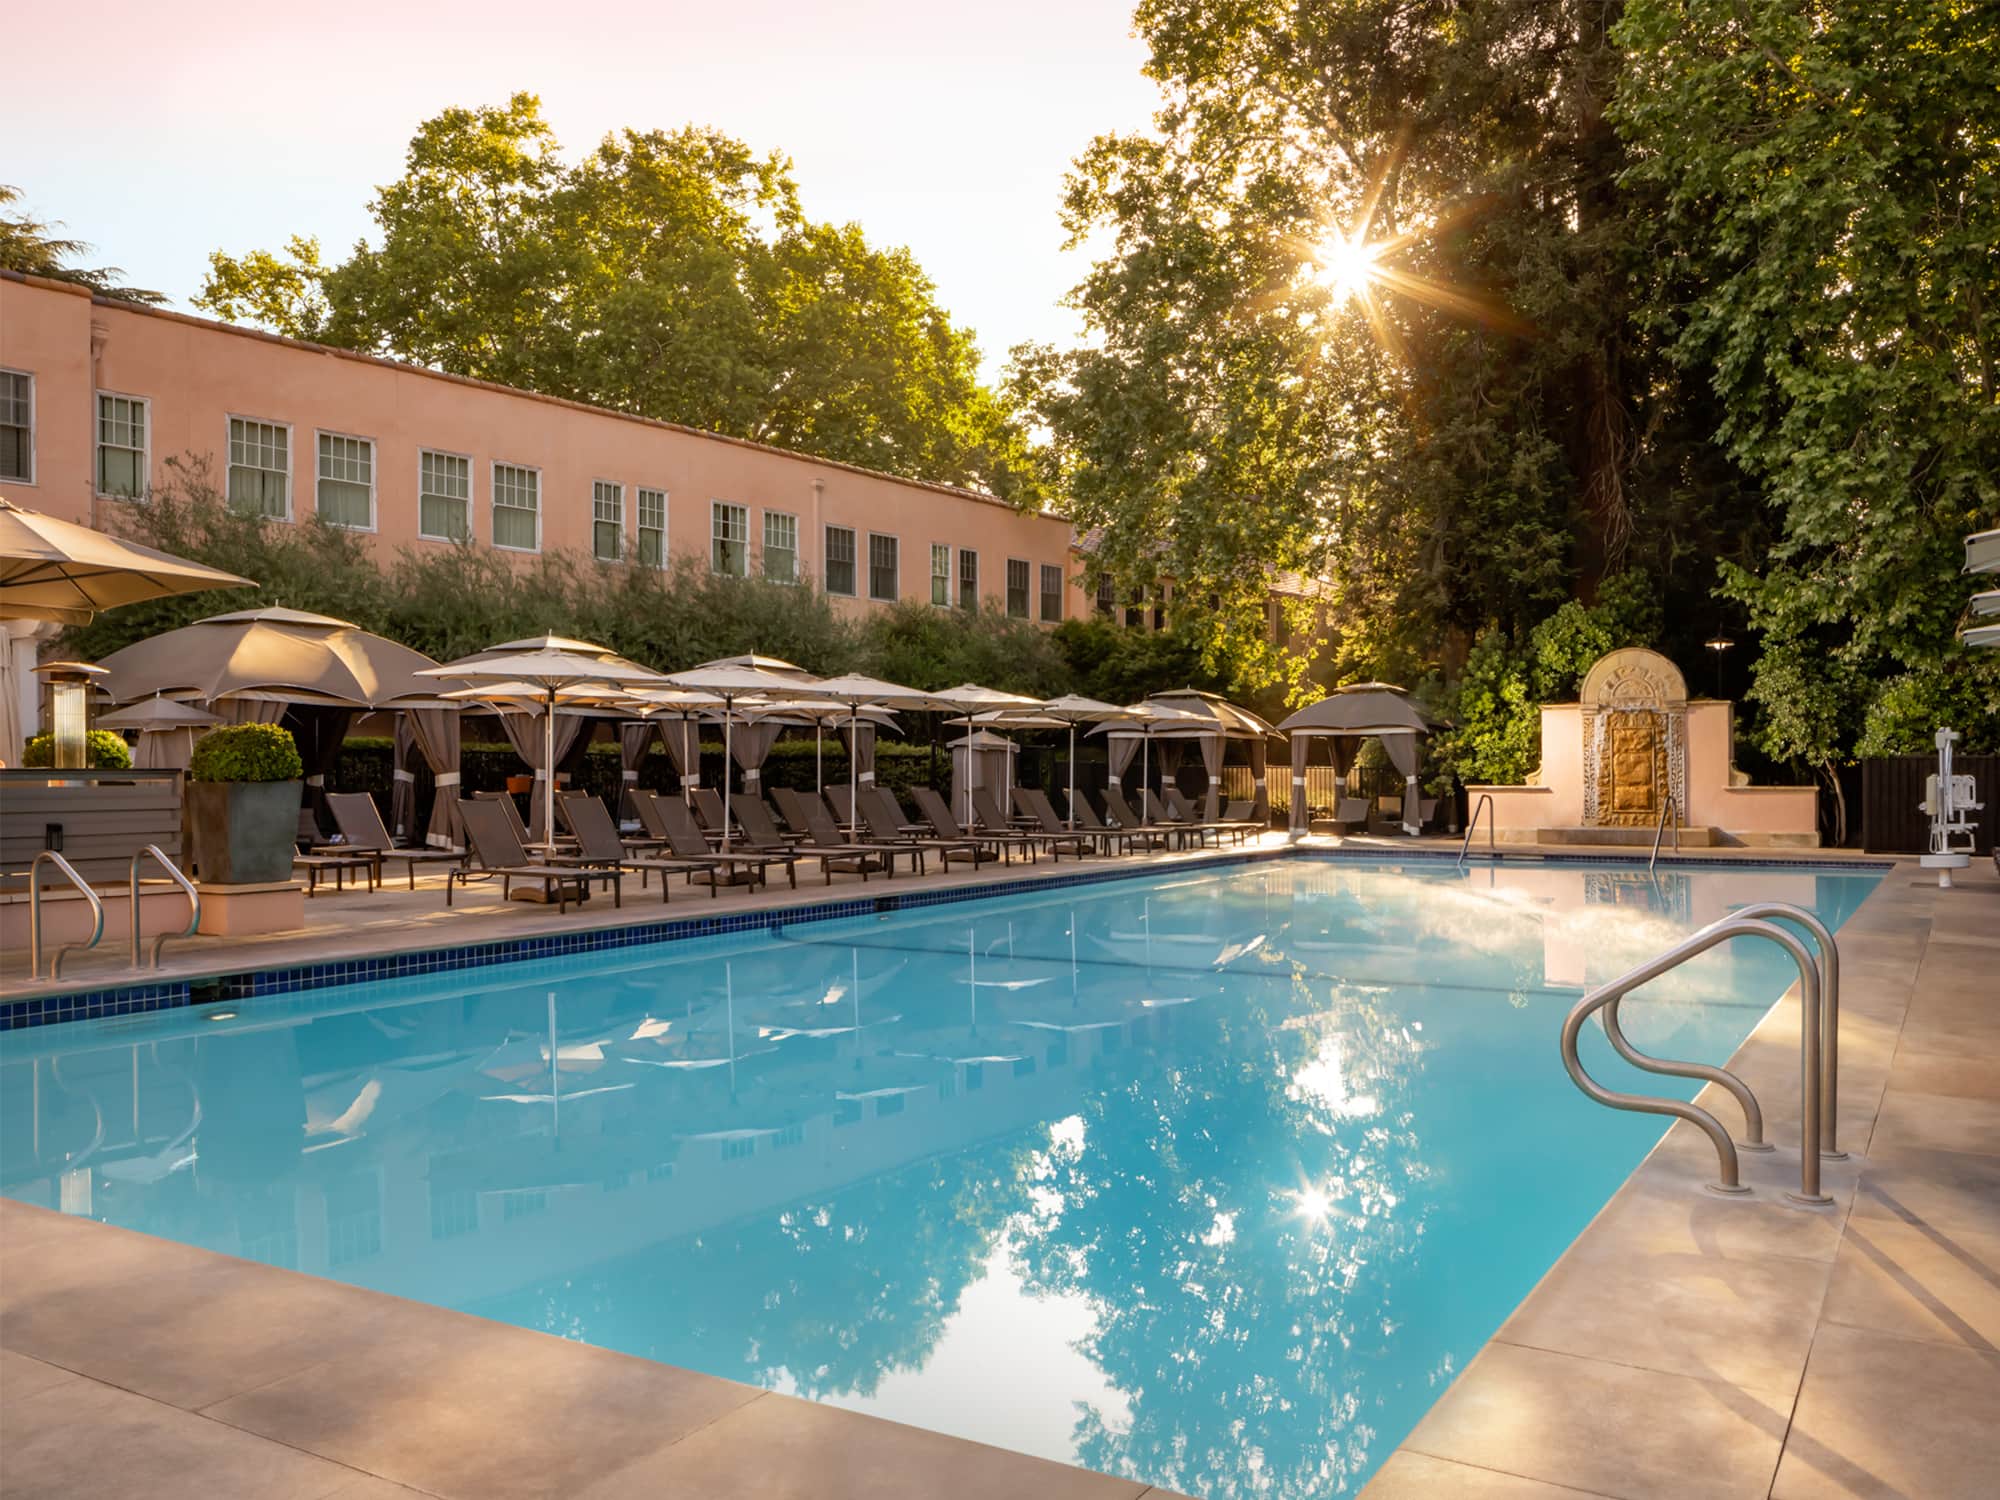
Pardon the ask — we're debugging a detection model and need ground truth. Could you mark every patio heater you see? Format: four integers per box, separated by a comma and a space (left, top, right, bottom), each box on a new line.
34, 661, 108, 769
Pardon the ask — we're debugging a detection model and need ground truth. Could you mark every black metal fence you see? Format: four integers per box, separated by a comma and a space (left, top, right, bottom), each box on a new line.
1860, 754, 1997, 854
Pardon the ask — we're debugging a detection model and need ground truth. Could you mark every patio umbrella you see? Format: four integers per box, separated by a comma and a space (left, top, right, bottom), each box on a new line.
923, 684, 1046, 825
418, 641, 665, 848
95, 694, 221, 770
788, 673, 941, 820
660, 661, 823, 849
1015, 694, 1129, 828
96, 608, 444, 708
623, 687, 725, 805
734, 696, 900, 798
1090, 701, 1207, 817
1143, 688, 1281, 819
1278, 683, 1443, 835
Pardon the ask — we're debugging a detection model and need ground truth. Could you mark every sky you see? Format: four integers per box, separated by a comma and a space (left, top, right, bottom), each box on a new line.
7, 0, 1161, 380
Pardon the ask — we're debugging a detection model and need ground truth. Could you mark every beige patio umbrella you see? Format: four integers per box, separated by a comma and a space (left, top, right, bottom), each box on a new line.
1089, 701, 1208, 819
95, 694, 222, 770
95, 608, 445, 709
923, 684, 1046, 825
1012, 694, 1130, 828
788, 673, 942, 823
419, 641, 666, 848
0, 495, 251, 762
660, 661, 823, 849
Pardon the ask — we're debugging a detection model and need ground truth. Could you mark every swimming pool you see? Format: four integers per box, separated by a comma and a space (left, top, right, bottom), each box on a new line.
0, 856, 1880, 1496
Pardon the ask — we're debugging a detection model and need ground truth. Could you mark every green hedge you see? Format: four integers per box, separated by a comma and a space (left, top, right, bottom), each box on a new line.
189, 723, 303, 783
21, 729, 133, 769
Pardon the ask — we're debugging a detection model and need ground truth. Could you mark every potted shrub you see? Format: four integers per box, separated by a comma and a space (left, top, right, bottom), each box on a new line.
20, 730, 133, 770
187, 723, 304, 884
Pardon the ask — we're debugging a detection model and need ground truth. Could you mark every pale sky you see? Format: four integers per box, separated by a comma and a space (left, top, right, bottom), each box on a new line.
9, 0, 1160, 380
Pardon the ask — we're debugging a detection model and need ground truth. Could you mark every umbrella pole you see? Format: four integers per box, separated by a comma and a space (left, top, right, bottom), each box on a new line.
815, 722, 823, 798
1067, 723, 1077, 829
849, 706, 859, 828
1142, 731, 1150, 822
722, 701, 733, 852
543, 687, 556, 850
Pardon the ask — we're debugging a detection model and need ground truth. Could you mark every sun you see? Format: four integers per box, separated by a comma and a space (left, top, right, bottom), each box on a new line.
1311, 230, 1384, 304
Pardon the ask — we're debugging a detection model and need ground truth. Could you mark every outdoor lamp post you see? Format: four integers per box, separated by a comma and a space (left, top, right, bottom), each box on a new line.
1704, 637, 1734, 698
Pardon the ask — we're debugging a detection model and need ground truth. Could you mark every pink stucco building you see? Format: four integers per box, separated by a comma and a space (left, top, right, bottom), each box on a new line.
0, 270, 1079, 623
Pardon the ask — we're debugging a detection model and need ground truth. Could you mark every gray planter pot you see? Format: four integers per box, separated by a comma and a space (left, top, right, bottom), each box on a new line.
188, 779, 302, 885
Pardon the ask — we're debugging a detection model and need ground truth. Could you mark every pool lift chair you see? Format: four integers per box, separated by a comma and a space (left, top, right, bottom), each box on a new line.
1919, 727, 1983, 889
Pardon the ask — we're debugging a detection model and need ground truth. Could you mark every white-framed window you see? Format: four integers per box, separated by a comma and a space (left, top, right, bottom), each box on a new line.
315, 431, 374, 530
96, 392, 149, 499
824, 525, 856, 595
593, 479, 623, 562
1095, 574, 1116, 617
868, 532, 899, 602
711, 501, 748, 576
492, 462, 541, 551
637, 487, 667, 567
1006, 558, 1031, 618
226, 416, 290, 517
1040, 564, 1063, 623
418, 449, 472, 541
930, 544, 951, 607
0, 369, 33, 484
763, 510, 798, 583
958, 547, 979, 611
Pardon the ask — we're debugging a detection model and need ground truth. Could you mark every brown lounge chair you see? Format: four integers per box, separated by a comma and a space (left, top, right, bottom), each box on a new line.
1063, 789, 1142, 853
473, 789, 579, 853
856, 787, 988, 869
644, 792, 799, 891
691, 787, 732, 841
1101, 788, 1188, 850
734, 793, 887, 885
971, 786, 1076, 861
324, 791, 468, 888
1159, 786, 1247, 846
770, 788, 926, 878
554, 791, 722, 901
449, 796, 620, 911
908, 786, 1041, 864
1013, 786, 1118, 857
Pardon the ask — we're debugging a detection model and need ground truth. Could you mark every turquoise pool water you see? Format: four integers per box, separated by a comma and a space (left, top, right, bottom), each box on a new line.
0, 857, 1879, 1496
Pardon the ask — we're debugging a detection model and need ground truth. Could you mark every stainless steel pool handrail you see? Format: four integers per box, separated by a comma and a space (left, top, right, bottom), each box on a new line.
1458, 794, 1495, 870
1716, 901, 1844, 1160
1649, 792, 1681, 872
1561, 915, 1832, 1204
29, 850, 105, 981
129, 844, 200, 971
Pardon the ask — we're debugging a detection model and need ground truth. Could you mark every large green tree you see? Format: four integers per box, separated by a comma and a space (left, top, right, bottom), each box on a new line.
1616, 0, 2000, 790
198, 95, 1040, 500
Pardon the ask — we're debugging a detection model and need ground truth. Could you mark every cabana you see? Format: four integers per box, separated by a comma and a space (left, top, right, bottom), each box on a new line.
1279, 682, 1441, 836
1104, 689, 1279, 821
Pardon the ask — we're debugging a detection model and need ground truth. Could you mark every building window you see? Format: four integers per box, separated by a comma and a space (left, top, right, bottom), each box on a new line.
315, 432, 374, 530
1006, 558, 1031, 618
637, 487, 667, 567
1095, 574, 1115, 618
419, 450, 471, 541
1124, 588, 1145, 630
0, 370, 32, 484
226, 416, 289, 517
492, 462, 540, 551
930, 544, 951, 607
1040, 564, 1063, 623
824, 525, 856, 595
593, 480, 623, 562
763, 510, 798, 582
711, 501, 749, 576
868, 533, 899, 601
1152, 584, 1167, 632
96, 393, 149, 499
958, 548, 978, 611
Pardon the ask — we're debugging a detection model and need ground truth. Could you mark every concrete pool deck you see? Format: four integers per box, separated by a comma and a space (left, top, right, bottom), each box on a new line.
1, 844, 1992, 1497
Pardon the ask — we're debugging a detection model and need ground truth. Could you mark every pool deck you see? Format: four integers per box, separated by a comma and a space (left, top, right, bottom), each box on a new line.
2, 840, 1993, 1498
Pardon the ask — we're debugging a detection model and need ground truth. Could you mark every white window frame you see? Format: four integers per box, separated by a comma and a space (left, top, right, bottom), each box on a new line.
762, 509, 799, 584
224, 413, 292, 520
930, 543, 951, 607
636, 487, 668, 568
867, 532, 899, 603
958, 547, 979, 611
1006, 557, 1031, 619
491, 460, 543, 553
313, 429, 377, 532
711, 500, 749, 577
0, 368, 34, 486
823, 524, 857, 596
416, 448, 475, 543
95, 390, 151, 501
592, 478, 624, 563
1040, 563, 1064, 623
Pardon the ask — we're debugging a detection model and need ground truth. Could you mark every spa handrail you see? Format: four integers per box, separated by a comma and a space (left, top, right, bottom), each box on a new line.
129, 845, 200, 972
1649, 792, 1681, 872
1458, 794, 1495, 869
1560, 914, 1832, 1205
29, 850, 105, 981
1721, 901, 1844, 1160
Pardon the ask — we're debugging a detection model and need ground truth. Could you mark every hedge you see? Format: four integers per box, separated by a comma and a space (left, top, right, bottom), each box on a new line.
190, 723, 303, 783
21, 729, 133, 769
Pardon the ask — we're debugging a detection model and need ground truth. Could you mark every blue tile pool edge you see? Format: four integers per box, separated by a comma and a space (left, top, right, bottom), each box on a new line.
1, 845, 1894, 1031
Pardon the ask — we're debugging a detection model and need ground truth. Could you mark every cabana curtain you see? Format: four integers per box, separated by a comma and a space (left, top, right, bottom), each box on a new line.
618, 720, 658, 817
839, 721, 877, 785
729, 719, 783, 791
1248, 739, 1269, 822
401, 706, 464, 849
1106, 734, 1139, 790
391, 715, 419, 840
656, 718, 702, 800
500, 709, 586, 841
1195, 733, 1223, 818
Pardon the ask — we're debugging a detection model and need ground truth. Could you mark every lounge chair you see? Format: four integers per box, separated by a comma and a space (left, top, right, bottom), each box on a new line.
691, 787, 732, 840
770, 788, 926, 877
1162, 786, 1252, 845
1013, 786, 1116, 857
647, 793, 798, 891
1223, 798, 1260, 826
825, 784, 857, 829
324, 791, 468, 889
909, 786, 1040, 864
1147, 787, 1223, 847
971, 786, 1072, 861
1065, 789, 1145, 853
449, 796, 620, 911
1101, 788, 1186, 850
554, 788, 668, 855
554, 792, 721, 901
474, 789, 578, 852
856, 787, 987, 869
735, 794, 894, 885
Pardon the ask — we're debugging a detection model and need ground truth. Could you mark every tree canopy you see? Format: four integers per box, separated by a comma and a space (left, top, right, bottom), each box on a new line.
0, 185, 164, 303
198, 94, 1041, 501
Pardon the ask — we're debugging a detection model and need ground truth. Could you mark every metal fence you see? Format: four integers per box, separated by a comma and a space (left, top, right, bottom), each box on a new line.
1860, 754, 1997, 854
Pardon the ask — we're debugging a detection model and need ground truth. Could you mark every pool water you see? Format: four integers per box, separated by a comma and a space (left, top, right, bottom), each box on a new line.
0, 857, 1879, 1496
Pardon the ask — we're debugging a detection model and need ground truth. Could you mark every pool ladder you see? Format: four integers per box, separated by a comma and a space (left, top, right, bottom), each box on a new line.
1560, 901, 1843, 1205
1457, 794, 1495, 869
28, 845, 201, 981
